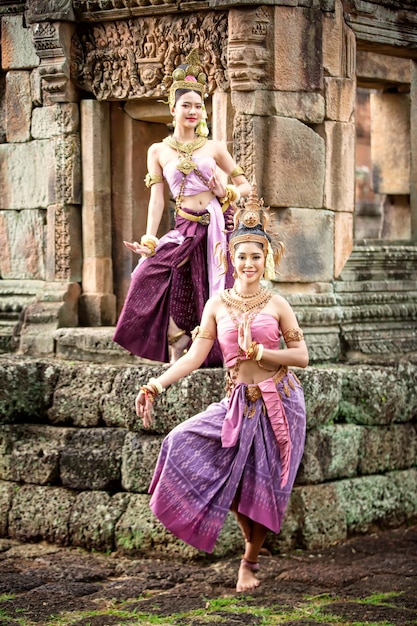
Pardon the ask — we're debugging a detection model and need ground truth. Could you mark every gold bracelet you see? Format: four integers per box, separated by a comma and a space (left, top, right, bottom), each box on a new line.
148, 377, 164, 394
140, 234, 159, 255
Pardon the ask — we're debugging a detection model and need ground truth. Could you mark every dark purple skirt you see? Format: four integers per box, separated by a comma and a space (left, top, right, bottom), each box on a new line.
149, 370, 306, 553
113, 214, 233, 367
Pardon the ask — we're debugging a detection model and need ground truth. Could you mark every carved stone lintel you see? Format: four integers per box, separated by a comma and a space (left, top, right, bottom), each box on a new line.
32, 21, 79, 103
26, 0, 75, 24
71, 12, 228, 101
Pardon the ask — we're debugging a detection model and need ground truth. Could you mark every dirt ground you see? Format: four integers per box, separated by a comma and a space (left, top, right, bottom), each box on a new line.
0, 525, 416, 626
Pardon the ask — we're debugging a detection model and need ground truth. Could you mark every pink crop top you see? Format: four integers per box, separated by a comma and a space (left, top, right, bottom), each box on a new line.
163, 155, 215, 198
217, 313, 281, 367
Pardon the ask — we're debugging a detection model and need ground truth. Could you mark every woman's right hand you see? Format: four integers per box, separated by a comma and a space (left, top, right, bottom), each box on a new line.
123, 240, 153, 257
135, 390, 154, 429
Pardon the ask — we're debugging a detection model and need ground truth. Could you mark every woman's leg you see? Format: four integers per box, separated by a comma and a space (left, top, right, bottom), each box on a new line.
232, 506, 268, 593
167, 316, 190, 363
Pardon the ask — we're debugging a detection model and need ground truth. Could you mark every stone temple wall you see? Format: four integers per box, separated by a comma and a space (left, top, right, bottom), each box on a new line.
0, 356, 416, 557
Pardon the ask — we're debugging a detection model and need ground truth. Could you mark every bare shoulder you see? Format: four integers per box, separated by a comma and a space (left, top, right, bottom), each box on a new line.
270, 293, 290, 308
148, 141, 164, 157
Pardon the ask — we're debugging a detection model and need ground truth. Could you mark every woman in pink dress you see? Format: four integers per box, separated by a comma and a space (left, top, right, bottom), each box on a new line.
113, 49, 251, 365
136, 193, 308, 593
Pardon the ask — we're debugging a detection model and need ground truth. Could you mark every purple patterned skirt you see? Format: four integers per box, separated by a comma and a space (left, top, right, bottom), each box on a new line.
149, 369, 306, 553
113, 210, 233, 367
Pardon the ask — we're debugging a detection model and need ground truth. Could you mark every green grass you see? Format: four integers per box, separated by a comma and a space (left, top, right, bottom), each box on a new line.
0, 590, 414, 626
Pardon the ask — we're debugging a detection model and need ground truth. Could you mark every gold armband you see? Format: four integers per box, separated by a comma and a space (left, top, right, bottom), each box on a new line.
283, 327, 304, 343
191, 326, 215, 341
144, 173, 163, 188
230, 165, 245, 178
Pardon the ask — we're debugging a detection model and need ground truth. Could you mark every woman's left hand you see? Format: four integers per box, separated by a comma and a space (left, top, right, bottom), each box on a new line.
238, 313, 252, 353
208, 167, 226, 198
135, 390, 154, 429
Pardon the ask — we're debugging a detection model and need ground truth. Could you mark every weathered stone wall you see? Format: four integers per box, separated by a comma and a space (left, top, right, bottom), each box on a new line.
1, 356, 416, 558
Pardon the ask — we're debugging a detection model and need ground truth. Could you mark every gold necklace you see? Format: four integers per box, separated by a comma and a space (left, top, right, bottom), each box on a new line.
233, 285, 264, 300
221, 288, 272, 315
163, 135, 208, 175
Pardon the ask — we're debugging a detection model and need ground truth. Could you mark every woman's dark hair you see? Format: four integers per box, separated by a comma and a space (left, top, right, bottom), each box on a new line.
230, 225, 272, 244
174, 88, 202, 104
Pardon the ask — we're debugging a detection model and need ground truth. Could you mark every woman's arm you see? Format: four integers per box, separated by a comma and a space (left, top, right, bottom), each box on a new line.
258, 298, 309, 369
212, 141, 252, 198
145, 143, 165, 237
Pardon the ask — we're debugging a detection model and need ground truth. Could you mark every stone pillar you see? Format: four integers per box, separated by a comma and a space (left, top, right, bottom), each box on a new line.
79, 100, 116, 326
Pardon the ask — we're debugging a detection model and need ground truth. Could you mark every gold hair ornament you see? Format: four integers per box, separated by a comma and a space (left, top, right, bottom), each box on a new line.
229, 185, 284, 280
163, 49, 208, 110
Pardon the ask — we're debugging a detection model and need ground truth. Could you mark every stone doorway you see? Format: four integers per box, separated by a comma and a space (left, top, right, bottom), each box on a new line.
110, 102, 170, 318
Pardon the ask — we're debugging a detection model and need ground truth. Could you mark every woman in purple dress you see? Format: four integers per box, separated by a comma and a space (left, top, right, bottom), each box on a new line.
113, 49, 251, 366
136, 192, 308, 593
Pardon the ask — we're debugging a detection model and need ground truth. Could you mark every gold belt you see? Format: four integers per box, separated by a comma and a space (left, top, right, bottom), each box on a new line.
176, 207, 210, 225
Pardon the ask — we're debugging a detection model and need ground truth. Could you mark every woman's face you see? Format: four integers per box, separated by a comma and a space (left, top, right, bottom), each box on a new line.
232, 242, 265, 284
172, 90, 203, 130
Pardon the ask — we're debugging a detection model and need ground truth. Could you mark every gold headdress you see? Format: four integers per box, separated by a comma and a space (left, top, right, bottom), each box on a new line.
163, 49, 208, 137
229, 186, 284, 280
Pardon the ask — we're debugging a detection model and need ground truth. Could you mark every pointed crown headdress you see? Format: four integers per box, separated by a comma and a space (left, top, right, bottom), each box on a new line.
163, 48, 208, 109
229, 185, 284, 280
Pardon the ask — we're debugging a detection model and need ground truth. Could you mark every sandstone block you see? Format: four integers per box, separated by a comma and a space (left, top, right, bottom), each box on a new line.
272, 207, 334, 283
103, 365, 225, 434
231, 90, 325, 124
325, 77, 355, 122
0, 424, 71, 485
0, 72, 5, 144
253, 116, 325, 209
1, 15, 39, 70
323, 121, 355, 212
0, 209, 46, 279
359, 424, 417, 475
30, 68, 42, 106
60, 428, 126, 491
322, 0, 344, 77
297, 424, 363, 484
291, 483, 348, 549
31, 103, 80, 139
47, 362, 119, 427
339, 364, 417, 425
356, 51, 410, 88
0, 481, 15, 537
298, 366, 343, 429
114, 493, 203, 558
8, 485, 75, 544
70, 491, 129, 552
273, 6, 322, 91
334, 211, 353, 278
370, 92, 410, 195
0, 357, 59, 424
335, 471, 417, 534
5, 71, 32, 142
121, 433, 163, 493
0, 140, 55, 209
78, 292, 116, 327
82, 257, 114, 294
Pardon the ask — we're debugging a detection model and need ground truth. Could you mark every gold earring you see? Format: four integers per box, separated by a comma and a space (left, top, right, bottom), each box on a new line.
233, 270, 237, 279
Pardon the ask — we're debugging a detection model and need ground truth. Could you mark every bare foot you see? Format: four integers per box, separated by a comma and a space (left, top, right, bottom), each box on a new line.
236, 560, 260, 593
